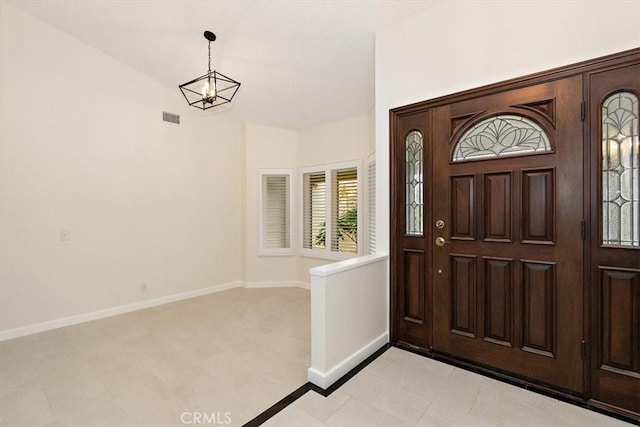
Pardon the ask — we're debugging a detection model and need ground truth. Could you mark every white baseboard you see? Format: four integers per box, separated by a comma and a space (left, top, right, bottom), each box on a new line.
308, 331, 389, 389
0, 280, 310, 342
243, 281, 310, 290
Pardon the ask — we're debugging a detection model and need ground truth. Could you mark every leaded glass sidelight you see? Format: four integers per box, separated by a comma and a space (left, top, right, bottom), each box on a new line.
452, 115, 552, 162
405, 130, 424, 235
602, 92, 640, 247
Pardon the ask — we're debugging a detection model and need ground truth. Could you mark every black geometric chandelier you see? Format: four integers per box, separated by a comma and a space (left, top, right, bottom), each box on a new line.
179, 31, 241, 111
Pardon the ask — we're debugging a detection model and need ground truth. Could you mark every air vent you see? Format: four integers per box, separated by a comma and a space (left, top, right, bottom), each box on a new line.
162, 111, 180, 124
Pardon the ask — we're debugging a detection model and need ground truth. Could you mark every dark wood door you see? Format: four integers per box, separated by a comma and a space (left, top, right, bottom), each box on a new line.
431, 76, 585, 393
587, 63, 640, 415
391, 110, 432, 349
390, 49, 640, 418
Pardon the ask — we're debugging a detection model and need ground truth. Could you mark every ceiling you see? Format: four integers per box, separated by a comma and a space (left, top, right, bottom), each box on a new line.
11, 0, 437, 130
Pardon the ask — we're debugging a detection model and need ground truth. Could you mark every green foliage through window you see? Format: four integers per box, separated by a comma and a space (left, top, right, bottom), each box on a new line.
315, 208, 357, 248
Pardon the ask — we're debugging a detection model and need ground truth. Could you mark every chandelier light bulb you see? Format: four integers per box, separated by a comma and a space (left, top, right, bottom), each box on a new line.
201, 77, 217, 104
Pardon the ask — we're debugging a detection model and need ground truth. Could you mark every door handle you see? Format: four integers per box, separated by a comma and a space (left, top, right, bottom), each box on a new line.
435, 237, 451, 247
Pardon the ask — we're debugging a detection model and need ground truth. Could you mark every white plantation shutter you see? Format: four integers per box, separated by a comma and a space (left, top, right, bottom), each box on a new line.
368, 160, 376, 254
331, 168, 358, 253
303, 172, 326, 249
263, 175, 289, 248
259, 169, 293, 255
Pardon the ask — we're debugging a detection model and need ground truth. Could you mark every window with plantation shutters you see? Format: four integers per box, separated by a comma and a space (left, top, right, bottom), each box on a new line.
301, 160, 361, 259
259, 169, 293, 256
332, 168, 358, 253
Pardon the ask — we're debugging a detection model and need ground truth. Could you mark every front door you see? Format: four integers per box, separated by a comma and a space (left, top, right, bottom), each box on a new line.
430, 76, 584, 393
390, 49, 640, 417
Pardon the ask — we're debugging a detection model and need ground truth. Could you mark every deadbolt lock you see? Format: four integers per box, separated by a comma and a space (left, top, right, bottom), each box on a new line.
435, 219, 445, 229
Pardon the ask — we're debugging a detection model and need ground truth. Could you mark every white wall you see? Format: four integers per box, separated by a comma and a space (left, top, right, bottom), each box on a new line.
0, 2, 244, 332
375, 0, 640, 255
0, 0, 373, 333
244, 123, 298, 284
296, 114, 372, 282
308, 254, 388, 389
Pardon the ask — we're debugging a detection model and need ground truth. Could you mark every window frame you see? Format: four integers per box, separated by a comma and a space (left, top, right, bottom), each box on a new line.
300, 160, 362, 260
258, 168, 294, 256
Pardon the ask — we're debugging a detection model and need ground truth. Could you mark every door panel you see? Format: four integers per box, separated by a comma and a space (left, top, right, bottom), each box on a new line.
451, 175, 476, 239
521, 261, 555, 357
402, 249, 425, 323
432, 75, 584, 392
483, 256, 513, 346
450, 254, 477, 337
588, 63, 640, 414
600, 268, 639, 373
483, 172, 512, 241
522, 169, 554, 243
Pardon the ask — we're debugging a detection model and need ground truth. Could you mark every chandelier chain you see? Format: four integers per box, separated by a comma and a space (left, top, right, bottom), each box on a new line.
207, 41, 212, 74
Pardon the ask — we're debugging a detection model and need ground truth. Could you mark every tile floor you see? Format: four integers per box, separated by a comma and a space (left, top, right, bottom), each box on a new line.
265, 347, 634, 427
0, 287, 310, 427
1, 287, 634, 427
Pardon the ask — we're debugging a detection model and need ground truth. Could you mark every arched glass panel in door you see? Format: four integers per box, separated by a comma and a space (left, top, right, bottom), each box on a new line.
452, 114, 552, 162
602, 91, 640, 246
406, 130, 424, 235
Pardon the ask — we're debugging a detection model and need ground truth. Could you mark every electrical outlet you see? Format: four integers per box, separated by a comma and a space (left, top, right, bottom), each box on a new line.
60, 230, 70, 241
140, 283, 147, 291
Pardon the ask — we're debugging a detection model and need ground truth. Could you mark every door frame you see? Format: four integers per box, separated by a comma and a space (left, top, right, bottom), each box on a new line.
389, 47, 640, 418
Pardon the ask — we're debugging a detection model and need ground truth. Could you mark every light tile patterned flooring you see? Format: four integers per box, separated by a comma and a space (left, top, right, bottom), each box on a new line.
0, 287, 633, 426
266, 347, 633, 427
0, 287, 310, 426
